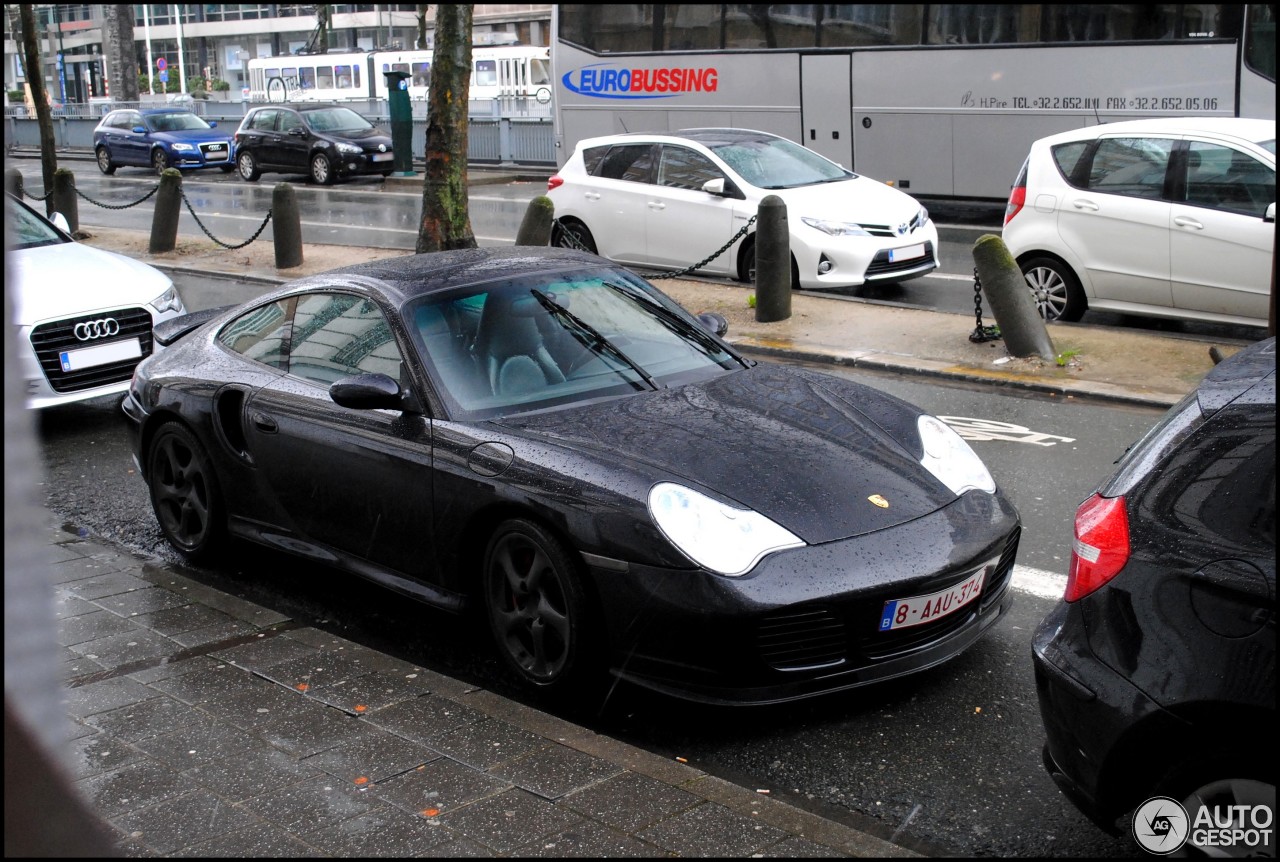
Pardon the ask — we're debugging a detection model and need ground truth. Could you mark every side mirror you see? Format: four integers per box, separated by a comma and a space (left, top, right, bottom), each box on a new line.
208, 121, 218, 128
1265, 202, 1275, 224
702, 178, 726, 196
696, 311, 729, 338
132, 126, 146, 133
330, 372, 404, 410
49, 212, 71, 233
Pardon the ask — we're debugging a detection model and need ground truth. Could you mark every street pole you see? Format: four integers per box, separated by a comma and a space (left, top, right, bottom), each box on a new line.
143, 4, 155, 95
173, 4, 187, 94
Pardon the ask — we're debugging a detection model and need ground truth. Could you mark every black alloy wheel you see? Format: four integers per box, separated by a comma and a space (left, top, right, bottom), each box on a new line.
147, 422, 225, 563
96, 146, 116, 175
552, 220, 597, 255
151, 148, 170, 175
237, 150, 260, 182
482, 518, 602, 698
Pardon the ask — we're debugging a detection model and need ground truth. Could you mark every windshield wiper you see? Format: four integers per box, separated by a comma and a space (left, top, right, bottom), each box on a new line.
602, 281, 750, 369
528, 288, 660, 391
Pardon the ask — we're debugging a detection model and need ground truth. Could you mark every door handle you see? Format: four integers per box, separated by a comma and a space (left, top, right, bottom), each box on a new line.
251, 411, 278, 433
1071, 199, 1100, 211
584, 191, 600, 201
1173, 215, 1204, 230
647, 201, 666, 211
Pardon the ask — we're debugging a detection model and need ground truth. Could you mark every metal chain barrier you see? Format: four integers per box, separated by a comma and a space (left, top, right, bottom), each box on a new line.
969, 265, 1002, 343
179, 186, 273, 250
552, 215, 757, 280
74, 183, 161, 210
20, 187, 54, 202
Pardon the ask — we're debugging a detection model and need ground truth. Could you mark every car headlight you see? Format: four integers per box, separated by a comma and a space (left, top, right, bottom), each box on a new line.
917, 415, 995, 496
169, 142, 195, 152
336, 142, 362, 155
801, 216, 871, 237
648, 482, 804, 577
148, 285, 185, 315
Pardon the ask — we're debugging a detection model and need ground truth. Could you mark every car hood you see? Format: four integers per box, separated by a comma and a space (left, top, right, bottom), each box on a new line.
751, 176, 923, 224
153, 129, 231, 144
9, 241, 173, 325
323, 128, 392, 145
496, 364, 958, 544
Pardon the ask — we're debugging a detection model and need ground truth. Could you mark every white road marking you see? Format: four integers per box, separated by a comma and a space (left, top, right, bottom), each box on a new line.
1011, 564, 1067, 600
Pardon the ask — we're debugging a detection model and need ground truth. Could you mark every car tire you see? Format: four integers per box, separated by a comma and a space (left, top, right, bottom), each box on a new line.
152, 148, 170, 175
552, 219, 597, 255
237, 151, 260, 182
1020, 256, 1086, 322
147, 421, 225, 564
95, 146, 116, 175
739, 235, 801, 290
310, 153, 334, 185
482, 518, 604, 700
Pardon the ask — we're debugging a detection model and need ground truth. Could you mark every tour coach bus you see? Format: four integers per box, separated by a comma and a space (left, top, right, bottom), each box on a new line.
551, 4, 1276, 201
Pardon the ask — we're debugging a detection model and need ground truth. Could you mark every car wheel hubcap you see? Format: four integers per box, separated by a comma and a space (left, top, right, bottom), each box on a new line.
313, 158, 328, 182
489, 535, 570, 681
1025, 267, 1066, 320
152, 436, 210, 548
98, 151, 109, 170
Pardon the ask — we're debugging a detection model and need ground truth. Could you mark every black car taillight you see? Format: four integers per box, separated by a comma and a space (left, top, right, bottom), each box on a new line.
1064, 493, 1130, 602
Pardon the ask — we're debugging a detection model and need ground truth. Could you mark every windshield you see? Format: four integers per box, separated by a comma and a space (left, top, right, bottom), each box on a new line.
407, 265, 741, 420
4, 196, 69, 251
145, 112, 212, 132
304, 107, 374, 133
711, 136, 852, 189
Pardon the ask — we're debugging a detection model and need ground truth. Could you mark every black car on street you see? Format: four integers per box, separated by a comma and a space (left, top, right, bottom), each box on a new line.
233, 103, 394, 184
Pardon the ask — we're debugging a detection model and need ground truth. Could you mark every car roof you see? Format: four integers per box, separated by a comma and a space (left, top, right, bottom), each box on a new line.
139, 107, 196, 115
576, 127, 783, 150
1039, 117, 1276, 148
1196, 337, 1276, 414
280, 247, 611, 304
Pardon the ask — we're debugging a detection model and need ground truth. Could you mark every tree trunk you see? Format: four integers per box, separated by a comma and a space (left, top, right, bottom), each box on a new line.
415, 4, 476, 253
103, 5, 141, 102
416, 5, 430, 50
18, 4, 58, 215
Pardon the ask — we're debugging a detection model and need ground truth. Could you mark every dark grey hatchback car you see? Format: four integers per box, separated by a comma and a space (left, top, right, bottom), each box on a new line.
1033, 337, 1275, 852
232, 103, 394, 185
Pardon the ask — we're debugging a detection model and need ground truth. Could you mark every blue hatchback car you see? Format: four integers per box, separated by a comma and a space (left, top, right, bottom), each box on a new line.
93, 108, 235, 175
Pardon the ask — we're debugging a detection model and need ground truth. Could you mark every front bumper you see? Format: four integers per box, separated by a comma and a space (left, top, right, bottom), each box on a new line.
333, 151, 396, 176
588, 491, 1020, 705
792, 222, 940, 289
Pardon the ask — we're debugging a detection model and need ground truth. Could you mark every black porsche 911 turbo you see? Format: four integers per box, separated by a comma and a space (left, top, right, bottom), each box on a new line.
123, 246, 1021, 705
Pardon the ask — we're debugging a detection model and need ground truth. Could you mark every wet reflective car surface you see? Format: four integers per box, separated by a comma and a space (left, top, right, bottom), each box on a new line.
123, 247, 1020, 705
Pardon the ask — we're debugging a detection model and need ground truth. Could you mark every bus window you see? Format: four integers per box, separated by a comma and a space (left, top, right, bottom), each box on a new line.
316, 65, 334, 89
1246, 4, 1276, 79
475, 59, 498, 87
412, 62, 431, 87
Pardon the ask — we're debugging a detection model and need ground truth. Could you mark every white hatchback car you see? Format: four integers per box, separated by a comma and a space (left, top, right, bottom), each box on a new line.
547, 128, 939, 290
1002, 117, 1275, 325
6, 192, 187, 409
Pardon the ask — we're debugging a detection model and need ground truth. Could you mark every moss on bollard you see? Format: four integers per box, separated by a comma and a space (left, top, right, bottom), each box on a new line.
516, 195, 555, 246
972, 234, 1057, 361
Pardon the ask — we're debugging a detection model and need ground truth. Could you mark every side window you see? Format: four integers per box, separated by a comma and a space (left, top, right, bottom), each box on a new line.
582, 145, 609, 175
278, 111, 304, 133
287, 293, 404, 387
250, 109, 277, 131
1084, 137, 1173, 200
216, 297, 294, 370
597, 144, 655, 183
1184, 141, 1275, 218
1050, 141, 1090, 183
658, 146, 724, 191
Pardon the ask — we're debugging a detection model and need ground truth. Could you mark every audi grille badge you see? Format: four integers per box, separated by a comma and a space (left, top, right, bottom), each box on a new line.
74, 318, 121, 341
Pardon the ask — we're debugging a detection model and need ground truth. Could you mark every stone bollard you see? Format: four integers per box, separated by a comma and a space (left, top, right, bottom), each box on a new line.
755, 195, 791, 323
272, 183, 304, 269
515, 195, 555, 246
972, 234, 1056, 361
4, 167, 23, 200
52, 169, 79, 234
149, 168, 183, 253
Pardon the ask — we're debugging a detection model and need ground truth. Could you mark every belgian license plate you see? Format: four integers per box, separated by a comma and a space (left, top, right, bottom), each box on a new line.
889, 243, 925, 262
879, 570, 985, 632
59, 338, 142, 372
372, 152, 393, 162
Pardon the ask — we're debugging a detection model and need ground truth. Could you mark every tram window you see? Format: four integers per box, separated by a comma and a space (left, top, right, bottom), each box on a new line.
298, 67, 316, 90
412, 62, 431, 87
475, 60, 498, 87
335, 65, 355, 89
597, 145, 656, 183
316, 66, 333, 89
658, 147, 724, 191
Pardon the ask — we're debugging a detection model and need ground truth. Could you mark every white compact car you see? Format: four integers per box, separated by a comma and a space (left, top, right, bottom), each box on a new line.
5, 192, 187, 409
547, 128, 939, 290
1002, 117, 1275, 325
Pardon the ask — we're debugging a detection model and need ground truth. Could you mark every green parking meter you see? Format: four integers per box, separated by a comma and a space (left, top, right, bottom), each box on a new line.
382, 70, 414, 175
